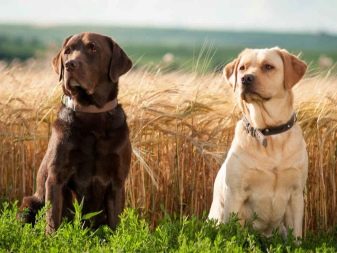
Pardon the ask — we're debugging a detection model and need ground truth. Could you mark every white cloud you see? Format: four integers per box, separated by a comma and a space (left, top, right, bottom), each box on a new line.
0, 0, 336, 33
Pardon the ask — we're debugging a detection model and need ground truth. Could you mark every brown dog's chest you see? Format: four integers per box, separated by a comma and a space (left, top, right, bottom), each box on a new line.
55, 106, 130, 198
68, 130, 128, 192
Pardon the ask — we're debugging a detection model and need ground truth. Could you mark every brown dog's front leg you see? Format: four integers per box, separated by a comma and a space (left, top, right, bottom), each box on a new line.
106, 186, 125, 230
45, 174, 64, 234
18, 150, 50, 224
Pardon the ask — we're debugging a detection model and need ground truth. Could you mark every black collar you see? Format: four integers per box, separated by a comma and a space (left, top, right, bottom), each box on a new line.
242, 113, 297, 147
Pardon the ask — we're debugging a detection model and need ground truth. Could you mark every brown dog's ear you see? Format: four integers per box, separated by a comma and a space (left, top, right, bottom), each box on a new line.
223, 57, 240, 90
278, 49, 307, 89
52, 35, 73, 81
52, 51, 63, 82
106, 37, 132, 83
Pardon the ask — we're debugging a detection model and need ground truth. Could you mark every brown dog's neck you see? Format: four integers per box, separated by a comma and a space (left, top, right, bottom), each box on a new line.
69, 81, 118, 108
241, 91, 294, 129
92, 80, 119, 107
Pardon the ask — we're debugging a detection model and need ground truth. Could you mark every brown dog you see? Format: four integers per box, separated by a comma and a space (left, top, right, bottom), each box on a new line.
18, 32, 132, 233
209, 48, 308, 237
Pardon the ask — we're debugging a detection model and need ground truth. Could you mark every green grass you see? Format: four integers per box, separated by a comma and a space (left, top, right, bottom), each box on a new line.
1, 202, 336, 252
0, 24, 336, 72
0, 35, 45, 60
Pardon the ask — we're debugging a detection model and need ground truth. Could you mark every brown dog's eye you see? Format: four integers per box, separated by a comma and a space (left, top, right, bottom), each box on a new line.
64, 47, 71, 54
239, 65, 245, 71
87, 42, 96, 52
264, 64, 274, 71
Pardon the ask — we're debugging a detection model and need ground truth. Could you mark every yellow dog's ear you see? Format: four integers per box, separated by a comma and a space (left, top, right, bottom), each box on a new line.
278, 49, 307, 89
223, 57, 240, 90
223, 49, 251, 90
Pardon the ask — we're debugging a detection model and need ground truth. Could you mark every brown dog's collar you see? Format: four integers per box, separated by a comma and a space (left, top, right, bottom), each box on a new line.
242, 113, 297, 147
61, 95, 118, 113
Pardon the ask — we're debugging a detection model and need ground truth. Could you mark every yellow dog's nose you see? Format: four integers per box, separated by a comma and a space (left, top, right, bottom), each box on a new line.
241, 74, 255, 85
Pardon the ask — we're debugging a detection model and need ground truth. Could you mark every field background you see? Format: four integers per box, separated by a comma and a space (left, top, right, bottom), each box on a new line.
1, 24, 337, 72
0, 24, 336, 235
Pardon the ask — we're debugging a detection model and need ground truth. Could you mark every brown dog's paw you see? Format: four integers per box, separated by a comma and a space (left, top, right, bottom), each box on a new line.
17, 196, 44, 225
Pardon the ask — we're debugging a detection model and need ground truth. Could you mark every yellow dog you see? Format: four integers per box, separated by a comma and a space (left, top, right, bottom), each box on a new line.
209, 47, 308, 237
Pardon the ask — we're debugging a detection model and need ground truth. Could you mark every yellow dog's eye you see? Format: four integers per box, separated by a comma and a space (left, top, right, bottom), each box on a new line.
239, 65, 245, 71
264, 64, 274, 70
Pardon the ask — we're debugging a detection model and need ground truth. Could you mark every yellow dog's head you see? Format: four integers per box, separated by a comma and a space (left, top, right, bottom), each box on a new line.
224, 47, 307, 103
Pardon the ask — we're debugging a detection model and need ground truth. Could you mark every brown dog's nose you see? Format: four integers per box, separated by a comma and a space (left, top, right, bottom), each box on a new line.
65, 60, 78, 71
241, 74, 255, 85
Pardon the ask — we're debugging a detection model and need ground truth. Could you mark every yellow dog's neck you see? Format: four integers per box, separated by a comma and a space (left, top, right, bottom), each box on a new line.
240, 91, 294, 129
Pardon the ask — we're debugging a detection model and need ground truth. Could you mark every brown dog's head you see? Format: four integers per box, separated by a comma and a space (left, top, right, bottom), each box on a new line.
224, 47, 307, 103
52, 32, 132, 98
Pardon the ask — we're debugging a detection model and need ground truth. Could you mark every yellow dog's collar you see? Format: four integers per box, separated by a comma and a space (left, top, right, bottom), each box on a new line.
242, 113, 297, 147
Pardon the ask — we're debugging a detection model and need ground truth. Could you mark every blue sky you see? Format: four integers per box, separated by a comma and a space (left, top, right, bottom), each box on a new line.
1, 0, 336, 33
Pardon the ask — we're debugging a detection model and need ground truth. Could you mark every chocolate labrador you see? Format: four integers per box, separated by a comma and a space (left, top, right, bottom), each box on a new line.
18, 32, 132, 233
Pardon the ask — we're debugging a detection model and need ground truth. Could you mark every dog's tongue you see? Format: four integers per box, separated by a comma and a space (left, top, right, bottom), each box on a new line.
70, 80, 81, 87
64, 79, 78, 96
64, 77, 96, 96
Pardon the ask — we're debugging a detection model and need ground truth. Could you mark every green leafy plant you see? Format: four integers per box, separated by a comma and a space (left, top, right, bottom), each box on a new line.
0, 202, 336, 252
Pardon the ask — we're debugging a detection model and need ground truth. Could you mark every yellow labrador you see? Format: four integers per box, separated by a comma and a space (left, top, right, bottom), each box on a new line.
209, 47, 308, 237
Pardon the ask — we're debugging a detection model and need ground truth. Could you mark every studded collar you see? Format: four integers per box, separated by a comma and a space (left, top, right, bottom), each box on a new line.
242, 113, 297, 147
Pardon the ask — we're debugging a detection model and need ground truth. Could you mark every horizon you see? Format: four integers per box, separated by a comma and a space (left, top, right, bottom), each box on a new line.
0, 22, 336, 37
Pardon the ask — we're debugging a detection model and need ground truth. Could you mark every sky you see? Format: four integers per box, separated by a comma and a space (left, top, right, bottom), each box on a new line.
1, 0, 337, 34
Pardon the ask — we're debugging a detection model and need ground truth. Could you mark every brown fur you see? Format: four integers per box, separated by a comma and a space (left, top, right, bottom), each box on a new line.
18, 32, 132, 233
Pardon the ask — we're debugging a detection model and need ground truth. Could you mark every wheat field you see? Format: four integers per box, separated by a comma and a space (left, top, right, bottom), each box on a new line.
0, 57, 336, 233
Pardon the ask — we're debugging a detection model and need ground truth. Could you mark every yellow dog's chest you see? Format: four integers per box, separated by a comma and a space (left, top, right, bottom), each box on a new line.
236, 166, 303, 224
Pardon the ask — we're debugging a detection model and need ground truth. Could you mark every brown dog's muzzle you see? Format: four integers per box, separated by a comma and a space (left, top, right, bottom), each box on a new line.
63, 58, 87, 95
65, 60, 79, 72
